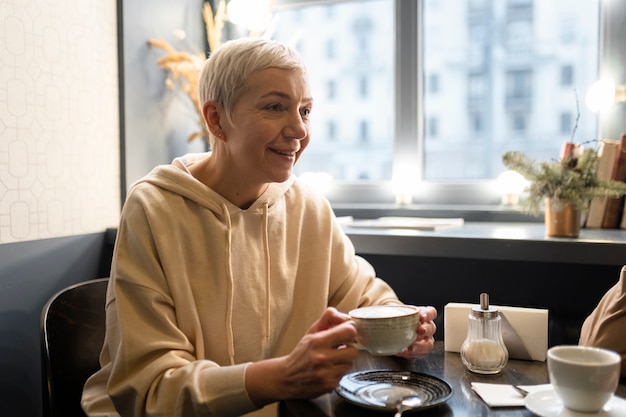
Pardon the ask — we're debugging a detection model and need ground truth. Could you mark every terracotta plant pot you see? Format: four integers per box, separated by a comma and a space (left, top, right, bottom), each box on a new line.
544, 198, 581, 238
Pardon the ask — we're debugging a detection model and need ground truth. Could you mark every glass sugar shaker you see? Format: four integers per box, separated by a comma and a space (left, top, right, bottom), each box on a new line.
460, 293, 508, 374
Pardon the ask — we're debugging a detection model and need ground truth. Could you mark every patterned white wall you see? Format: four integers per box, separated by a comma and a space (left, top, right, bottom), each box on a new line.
0, 0, 120, 243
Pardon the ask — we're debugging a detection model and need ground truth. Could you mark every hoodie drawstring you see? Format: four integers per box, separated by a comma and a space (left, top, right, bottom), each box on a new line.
262, 203, 271, 353
222, 203, 236, 366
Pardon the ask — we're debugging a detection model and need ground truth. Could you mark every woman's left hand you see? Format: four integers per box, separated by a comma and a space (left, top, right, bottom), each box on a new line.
396, 306, 437, 359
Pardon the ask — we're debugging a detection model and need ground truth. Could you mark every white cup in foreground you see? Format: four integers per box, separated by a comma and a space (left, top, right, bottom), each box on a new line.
547, 345, 621, 413
349, 305, 421, 356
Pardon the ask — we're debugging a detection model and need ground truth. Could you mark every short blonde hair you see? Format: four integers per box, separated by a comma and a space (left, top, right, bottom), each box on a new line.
198, 37, 308, 144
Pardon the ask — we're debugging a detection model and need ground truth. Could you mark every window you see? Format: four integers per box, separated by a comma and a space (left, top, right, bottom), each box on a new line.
468, 0, 487, 11
272, 0, 604, 206
327, 80, 336, 100
471, 113, 484, 133
508, 0, 533, 6
469, 24, 487, 44
561, 17, 576, 43
506, 70, 533, 100
427, 116, 439, 138
427, 73, 439, 94
506, 20, 532, 57
561, 65, 573, 86
325, 38, 335, 59
359, 120, 370, 144
327, 120, 336, 141
468, 73, 486, 100
359, 76, 369, 98
510, 112, 529, 133
274, 0, 393, 182
560, 112, 572, 134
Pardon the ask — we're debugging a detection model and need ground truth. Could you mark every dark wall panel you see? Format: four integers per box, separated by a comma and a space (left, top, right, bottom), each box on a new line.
0, 233, 107, 417
361, 254, 621, 347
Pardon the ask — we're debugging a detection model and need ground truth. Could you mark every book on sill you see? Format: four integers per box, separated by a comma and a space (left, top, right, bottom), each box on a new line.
339, 216, 465, 231
604, 134, 626, 228
585, 138, 621, 229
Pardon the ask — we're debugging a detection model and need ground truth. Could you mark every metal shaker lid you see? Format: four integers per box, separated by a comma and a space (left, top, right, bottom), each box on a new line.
471, 293, 499, 318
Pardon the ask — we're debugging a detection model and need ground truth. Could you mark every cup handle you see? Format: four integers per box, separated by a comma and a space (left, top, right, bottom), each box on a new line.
346, 319, 366, 350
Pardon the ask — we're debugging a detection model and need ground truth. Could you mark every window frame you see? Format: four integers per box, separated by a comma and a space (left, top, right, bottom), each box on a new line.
274, 0, 619, 211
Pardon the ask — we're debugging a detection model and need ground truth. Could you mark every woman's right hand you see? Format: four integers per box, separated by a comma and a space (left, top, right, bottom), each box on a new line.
245, 307, 359, 406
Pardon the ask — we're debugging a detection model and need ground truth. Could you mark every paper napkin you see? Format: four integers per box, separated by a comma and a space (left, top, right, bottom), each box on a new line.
470, 383, 552, 407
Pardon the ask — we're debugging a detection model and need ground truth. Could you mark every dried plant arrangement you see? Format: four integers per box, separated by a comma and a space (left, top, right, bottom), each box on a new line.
146, 1, 229, 145
502, 146, 626, 215
147, 1, 288, 147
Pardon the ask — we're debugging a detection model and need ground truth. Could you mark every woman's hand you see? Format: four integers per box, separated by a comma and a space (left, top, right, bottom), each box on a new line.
396, 306, 437, 359
279, 307, 359, 397
245, 307, 359, 406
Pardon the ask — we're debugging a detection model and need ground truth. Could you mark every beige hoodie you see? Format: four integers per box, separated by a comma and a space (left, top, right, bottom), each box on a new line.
81, 153, 400, 417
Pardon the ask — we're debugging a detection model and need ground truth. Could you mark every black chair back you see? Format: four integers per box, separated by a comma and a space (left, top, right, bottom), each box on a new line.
40, 278, 108, 417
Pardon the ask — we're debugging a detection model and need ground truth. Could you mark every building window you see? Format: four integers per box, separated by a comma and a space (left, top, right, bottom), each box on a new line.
325, 38, 335, 59
561, 64, 573, 86
469, 23, 487, 44
427, 73, 439, 94
328, 120, 336, 141
561, 16, 576, 43
471, 113, 483, 133
359, 76, 369, 98
353, 16, 373, 33
505, 20, 532, 57
468, 73, 486, 100
359, 120, 369, 144
468, 0, 487, 11
427, 116, 439, 138
510, 112, 528, 133
506, 70, 533, 100
327, 80, 336, 100
508, 0, 533, 8
560, 112, 572, 134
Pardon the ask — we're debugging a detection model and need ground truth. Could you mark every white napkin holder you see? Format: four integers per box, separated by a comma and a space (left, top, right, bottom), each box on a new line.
444, 302, 548, 361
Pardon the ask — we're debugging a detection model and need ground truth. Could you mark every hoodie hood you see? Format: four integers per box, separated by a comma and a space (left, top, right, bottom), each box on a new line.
133, 152, 296, 218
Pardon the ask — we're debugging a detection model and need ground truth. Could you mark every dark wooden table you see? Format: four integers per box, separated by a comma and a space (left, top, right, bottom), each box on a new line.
280, 342, 626, 416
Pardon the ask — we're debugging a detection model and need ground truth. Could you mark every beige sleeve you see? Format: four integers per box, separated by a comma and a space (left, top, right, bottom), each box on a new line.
579, 266, 626, 377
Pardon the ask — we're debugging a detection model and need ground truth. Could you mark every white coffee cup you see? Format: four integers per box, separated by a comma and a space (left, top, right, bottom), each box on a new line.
348, 305, 421, 356
547, 345, 621, 413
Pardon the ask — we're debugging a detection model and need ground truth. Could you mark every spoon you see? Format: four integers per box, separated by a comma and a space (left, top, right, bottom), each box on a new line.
393, 395, 423, 417
513, 385, 530, 397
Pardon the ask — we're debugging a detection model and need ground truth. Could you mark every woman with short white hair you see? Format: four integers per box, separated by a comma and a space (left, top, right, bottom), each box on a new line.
82, 37, 437, 417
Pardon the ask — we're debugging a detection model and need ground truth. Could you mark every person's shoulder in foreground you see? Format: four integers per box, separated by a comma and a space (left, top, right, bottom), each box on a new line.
579, 265, 626, 376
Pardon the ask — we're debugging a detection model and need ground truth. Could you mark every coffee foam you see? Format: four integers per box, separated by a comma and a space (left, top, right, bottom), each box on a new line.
351, 305, 417, 319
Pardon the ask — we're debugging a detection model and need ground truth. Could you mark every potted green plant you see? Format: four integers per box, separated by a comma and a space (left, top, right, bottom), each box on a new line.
502, 144, 626, 237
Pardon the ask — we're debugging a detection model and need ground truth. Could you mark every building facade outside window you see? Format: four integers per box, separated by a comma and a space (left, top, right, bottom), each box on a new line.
272, 0, 615, 206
